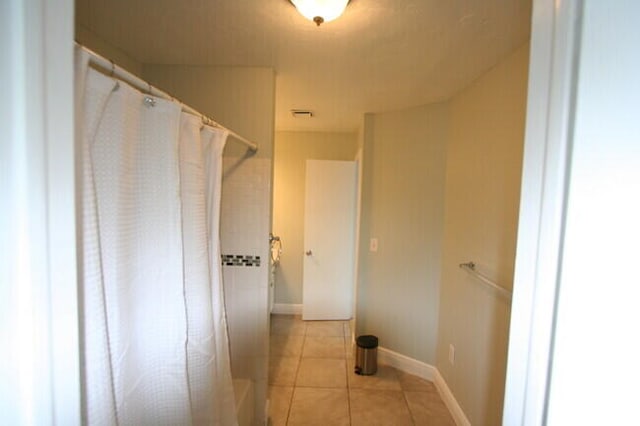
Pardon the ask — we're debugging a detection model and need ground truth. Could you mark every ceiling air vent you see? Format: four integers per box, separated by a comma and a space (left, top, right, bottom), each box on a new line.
291, 109, 314, 118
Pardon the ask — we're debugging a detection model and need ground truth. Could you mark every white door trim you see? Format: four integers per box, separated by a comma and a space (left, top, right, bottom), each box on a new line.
0, 0, 79, 424
351, 147, 364, 339
503, 0, 583, 424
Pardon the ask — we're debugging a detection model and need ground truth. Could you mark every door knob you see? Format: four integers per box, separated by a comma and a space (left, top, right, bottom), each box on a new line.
305, 250, 313, 256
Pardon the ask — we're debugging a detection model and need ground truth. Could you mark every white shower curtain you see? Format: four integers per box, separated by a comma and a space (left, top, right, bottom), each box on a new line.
77, 49, 237, 425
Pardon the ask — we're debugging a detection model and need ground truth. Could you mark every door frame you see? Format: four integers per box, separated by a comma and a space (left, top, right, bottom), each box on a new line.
503, 0, 583, 423
350, 148, 364, 342
1, 0, 80, 424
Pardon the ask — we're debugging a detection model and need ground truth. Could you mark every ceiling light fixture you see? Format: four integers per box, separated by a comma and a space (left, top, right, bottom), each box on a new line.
289, 0, 350, 26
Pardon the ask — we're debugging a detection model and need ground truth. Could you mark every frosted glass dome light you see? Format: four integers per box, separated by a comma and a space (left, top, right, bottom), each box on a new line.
290, 0, 350, 26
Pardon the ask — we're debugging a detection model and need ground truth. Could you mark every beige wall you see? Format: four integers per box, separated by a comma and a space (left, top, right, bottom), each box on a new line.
357, 103, 449, 364
436, 44, 529, 425
272, 131, 358, 304
143, 65, 275, 159
75, 24, 143, 76
356, 43, 529, 425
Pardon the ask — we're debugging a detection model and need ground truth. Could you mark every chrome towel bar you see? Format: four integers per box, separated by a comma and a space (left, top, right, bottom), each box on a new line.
459, 262, 512, 300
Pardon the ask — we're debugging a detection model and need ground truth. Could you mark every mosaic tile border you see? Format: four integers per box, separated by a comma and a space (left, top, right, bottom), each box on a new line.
222, 254, 261, 267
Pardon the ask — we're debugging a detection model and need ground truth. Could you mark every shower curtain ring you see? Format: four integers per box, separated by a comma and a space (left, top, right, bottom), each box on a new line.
109, 60, 120, 91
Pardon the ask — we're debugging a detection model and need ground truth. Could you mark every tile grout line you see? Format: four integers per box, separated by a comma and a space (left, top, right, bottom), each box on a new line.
344, 331, 352, 426
400, 390, 417, 426
392, 361, 417, 426
273, 318, 355, 426
285, 324, 307, 426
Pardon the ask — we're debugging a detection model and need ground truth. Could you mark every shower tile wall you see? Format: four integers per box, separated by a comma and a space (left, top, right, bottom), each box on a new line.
220, 156, 271, 425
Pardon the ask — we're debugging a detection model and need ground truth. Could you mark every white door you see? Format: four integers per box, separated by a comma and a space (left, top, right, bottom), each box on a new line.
302, 160, 357, 320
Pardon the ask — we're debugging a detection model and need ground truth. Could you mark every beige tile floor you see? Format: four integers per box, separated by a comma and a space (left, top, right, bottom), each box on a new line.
268, 315, 456, 426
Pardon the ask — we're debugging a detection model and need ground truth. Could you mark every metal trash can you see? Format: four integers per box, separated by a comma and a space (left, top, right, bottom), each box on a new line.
355, 335, 378, 375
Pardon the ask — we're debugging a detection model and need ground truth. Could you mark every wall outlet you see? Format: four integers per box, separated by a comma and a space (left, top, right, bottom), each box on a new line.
369, 238, 378, 252
449, 344, 455, 365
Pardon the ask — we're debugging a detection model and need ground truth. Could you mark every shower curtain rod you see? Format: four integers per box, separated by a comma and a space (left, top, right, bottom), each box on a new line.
77, 43, 258, 153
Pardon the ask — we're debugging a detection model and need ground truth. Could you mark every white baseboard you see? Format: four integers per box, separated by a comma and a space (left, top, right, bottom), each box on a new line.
377, 346, 436, 381
377, 346, 470, 426
433, 368, 471, 426
271, 303, 302, 315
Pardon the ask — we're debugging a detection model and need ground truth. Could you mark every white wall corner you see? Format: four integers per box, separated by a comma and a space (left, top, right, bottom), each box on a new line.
377, 346, 470, 426
271, 303, 303, 315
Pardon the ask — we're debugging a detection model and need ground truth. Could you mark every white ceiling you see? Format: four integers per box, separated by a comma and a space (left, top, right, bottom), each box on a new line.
76, 0, 532, 132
